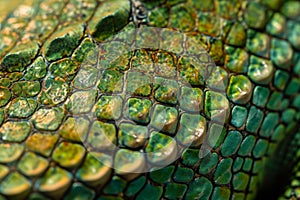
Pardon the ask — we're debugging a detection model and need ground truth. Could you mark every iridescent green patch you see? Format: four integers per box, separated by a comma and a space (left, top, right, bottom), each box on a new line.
31, 106, 65, 131
266, 13, 286, 37
23, 56, 47, 81
17, 152, 49, 177
94, 96, 123, 120
11, 81, 40, 97
176, 113, 206, 147
66, 90, 97, 114
271, 38, 293, 69
231, 106, 248, 128
26, 133, 59, 157
253, 139, 268, 158
246, 106, 264, 133
118, 123, 148, 148
204, 91, 229, 123
154, 77, 179, 105
285, 78, 300, 96
87, 121, 116, 150
125, 98, 152, 124
49, 58, 79, 80
227, 75, 252, 104
0, 121, 30, 142
0, 0, 299, 198
248, 56, 274, 84
214, 158, 233, 184
39, 77, 69, 106
246, 30, 270, 58
52, 142, 86, 169
221, 131, 243, 157
6, 98, 37, 118
150, 104, 178, 134
179, 86, 203, 112
259, 112, 279, 138
282, 109, 296, 124
98, 70, 124, 93
145, 132, 177, 166
224, 46, 249, 73
207, 123, 226, 149
287, 21, 300, 49
252, 86, 270, 107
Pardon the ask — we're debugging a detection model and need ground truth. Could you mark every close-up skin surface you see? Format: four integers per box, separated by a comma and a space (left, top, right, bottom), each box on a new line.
0, 0, 300, 199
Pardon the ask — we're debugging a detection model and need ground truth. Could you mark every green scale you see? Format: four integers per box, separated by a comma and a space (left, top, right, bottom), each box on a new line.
0, 0, 299, 199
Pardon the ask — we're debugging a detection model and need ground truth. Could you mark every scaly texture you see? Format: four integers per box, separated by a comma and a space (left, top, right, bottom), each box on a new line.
0, 0, 299, 199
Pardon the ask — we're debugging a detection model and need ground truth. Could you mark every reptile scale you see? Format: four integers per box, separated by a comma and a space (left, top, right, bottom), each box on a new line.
0, 0, 299, 199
